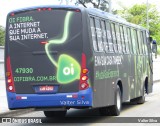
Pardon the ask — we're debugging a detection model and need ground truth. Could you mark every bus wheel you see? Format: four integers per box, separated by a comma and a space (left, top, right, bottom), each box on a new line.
137, 85, 146, 104
44, 110, 67, 117
99, 85, 122, 116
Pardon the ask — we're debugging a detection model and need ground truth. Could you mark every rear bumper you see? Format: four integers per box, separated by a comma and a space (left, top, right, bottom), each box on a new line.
7, 88, 93, 109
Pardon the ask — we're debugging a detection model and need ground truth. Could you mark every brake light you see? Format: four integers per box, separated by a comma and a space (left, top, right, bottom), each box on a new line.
37, 8, 41, 12
40, 41, 48, 45
75, 9, 81, 12
48, 8, 52, 11
37, 8, 52, 12
79, 53, 89, 90
6, 57, 15, 92
10, 13, 15, 16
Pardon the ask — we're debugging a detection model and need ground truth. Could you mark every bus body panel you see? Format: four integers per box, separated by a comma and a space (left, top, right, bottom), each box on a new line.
5, 6, 153, 111
7, 88, 92, 109
86, 9, 153, 108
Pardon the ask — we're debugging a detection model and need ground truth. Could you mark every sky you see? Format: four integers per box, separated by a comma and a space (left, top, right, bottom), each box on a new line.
0, 0, 159, 27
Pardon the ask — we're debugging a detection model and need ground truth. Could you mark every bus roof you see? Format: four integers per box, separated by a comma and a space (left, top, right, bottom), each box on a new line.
85, 8, 147, 31
8, 5, 82, 14
8, 5, 147, 31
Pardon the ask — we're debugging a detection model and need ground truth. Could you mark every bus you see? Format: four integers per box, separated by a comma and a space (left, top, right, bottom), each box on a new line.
5, 5, 156, 117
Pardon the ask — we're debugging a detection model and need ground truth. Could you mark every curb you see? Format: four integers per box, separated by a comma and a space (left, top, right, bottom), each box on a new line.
0, 108, 35, 117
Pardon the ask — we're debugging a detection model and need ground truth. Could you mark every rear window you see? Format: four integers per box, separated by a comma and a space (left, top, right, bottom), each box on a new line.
5, 8, 83, 93
6, 8, 82, 52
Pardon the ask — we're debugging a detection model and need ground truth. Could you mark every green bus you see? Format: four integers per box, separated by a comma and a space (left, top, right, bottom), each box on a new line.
5, 5, 156, 117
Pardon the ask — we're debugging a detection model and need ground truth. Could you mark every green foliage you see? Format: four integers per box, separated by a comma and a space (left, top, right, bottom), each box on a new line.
59, 0, 111, 12
0, 26, 5, 46
115, 4, 160, 45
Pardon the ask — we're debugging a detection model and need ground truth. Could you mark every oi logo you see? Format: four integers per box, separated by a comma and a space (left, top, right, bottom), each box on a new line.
57, 54, 80, 84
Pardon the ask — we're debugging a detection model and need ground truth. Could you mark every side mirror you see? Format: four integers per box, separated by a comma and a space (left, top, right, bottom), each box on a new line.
152, 43, 157, 53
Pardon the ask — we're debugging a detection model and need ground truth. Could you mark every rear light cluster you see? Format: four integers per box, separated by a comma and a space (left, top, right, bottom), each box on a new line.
10, 8, 80, 16
6, 57, 15, 92
37, 8, 52, 12
10, 13, 15, 16
79, 53, 89, 90
37, 8, 80, 12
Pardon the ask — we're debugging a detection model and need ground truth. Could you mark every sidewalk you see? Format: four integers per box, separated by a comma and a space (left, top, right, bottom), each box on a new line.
0, 56, 160, 116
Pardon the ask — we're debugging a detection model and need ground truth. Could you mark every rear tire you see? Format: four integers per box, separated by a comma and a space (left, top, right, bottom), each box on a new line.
99, 85, 122, 116
44, 110, 67, 117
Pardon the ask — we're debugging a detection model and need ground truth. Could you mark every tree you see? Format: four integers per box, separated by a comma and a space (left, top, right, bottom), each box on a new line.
59, 0, 111, 12
0, 26, 5, 46
114, 4, 160, 45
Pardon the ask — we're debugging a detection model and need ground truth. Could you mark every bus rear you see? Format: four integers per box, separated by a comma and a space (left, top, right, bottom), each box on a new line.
5, 6, 92, 112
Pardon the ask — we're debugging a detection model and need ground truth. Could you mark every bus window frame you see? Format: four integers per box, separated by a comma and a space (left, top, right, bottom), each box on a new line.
137, 30, 143, 55
127, 27, 133, 54
106, 20, 114, 53
101, 19, 109, 53
89, 16, 99, 52
111, 22, 118, 53
95, 18, 104, 52
142, 31, 148, 55
123, 25, 130, 54
115, 23, 123, 54
119, 25, 126, 54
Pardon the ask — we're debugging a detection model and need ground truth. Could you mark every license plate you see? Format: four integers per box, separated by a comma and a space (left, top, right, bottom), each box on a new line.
34, 85, 58, 94
39, 86, 54, 91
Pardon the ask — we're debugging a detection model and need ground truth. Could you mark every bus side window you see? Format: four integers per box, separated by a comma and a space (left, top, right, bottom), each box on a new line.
101, 20, 109, 53
95, 18, 104, 52
123, 26, 130, 53
137, 30, 142, 54
119, 25, 126, 53
111, 22, 118, 53
106, 20, 113, 52
131, 28, 137, 54
90, 17, 98, 52
127, 27, 133, 54
142, 31, 147, 54
141, 31, 145, 55
115, 24, 122, 53
134, 29, 140, 54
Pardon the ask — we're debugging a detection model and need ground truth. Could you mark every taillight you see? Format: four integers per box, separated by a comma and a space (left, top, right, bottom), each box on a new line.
80, 53, 89, 90
6, 57, 15, 92
81, 76, 88, 81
